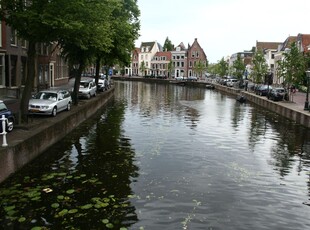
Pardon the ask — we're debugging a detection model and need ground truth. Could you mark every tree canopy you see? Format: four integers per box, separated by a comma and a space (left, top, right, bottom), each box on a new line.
0, 0, 140, 118
163, 37, 174, 51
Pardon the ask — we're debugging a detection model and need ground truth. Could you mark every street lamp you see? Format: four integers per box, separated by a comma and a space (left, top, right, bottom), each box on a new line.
304, 70, 310, 110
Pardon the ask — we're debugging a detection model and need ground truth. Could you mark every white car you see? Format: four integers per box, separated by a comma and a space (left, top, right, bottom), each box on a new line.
29, 90, 72, 117
175, 76, 185, 81
78, 80, 97, 99
187, 76, 198, 81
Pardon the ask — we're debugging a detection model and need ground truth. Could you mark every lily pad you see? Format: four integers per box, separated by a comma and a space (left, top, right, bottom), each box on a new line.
66, 189, 75, 194
18, 217, 26, 222
80, 204, 93, 209
51, 203, 60, 208
68, 209, 78, 214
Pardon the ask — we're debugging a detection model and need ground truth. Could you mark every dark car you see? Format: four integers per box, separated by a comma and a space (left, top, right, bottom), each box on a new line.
267, 87, 286, 101
256, 85, 272, 96
0, 100, 14, 132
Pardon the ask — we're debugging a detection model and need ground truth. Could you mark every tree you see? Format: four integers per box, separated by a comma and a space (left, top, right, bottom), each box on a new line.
251, 50, 268, 84
139, 61, 146, 76
58, 0, 118, 105
163, 37, 174, 51
0, 0, 64, 122
0, 0, 117, 118
193, 60, 207, 79
93, 0, 140, 86
277, 42, 306, 88
218, 58, 229, 78
232, 54, 245, 80
167, 60, 174, 78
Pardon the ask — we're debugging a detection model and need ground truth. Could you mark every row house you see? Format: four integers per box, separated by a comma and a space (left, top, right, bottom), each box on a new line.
0, 21, 69, 98
171, 42, 187, 78
151, 51, 171, 77
131, 47, 140, 76
255, 41, 282, 74
187, 38, 207, 78
138, 41, 162, 76
131, 38, 207, 78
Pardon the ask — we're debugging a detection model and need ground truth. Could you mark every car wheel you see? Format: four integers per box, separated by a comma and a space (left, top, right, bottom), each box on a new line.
94, 92, 96, 97
67, 102, 71, 111
6, 118, 14, 132
52, 107, 57, 117
87, 93, 91, 99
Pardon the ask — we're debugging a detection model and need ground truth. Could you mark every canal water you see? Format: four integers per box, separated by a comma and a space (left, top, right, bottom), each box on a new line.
1, 81, 310, 230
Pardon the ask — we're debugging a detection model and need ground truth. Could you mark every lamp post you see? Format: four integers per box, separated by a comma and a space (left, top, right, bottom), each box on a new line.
304, 70, 310, 110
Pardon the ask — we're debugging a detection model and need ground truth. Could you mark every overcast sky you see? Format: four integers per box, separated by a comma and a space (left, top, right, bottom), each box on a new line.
135, 0, 310, 63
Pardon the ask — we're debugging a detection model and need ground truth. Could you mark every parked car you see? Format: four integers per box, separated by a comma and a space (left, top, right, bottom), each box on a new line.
175, 76, 185, 81
226, 79, 238, 87
93, 78, 107, 92
79, 79, 97, 99
28, 90, 72, 117
156, 75, 167, 79
0, 100, 14, 132
187, 76, 198, 81
256, 85, 272, 96
267, 87, 286, 101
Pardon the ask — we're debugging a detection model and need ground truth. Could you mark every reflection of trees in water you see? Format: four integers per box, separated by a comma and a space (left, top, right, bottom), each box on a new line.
247, 105, 310, 178
74, 102, 140, 228
0, 100, 139, 229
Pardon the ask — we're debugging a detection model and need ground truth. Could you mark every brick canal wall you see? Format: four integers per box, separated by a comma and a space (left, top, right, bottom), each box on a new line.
0, 88, 114, 183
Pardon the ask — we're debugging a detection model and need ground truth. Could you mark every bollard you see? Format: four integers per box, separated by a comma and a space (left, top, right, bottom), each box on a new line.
1, 115, 8, 147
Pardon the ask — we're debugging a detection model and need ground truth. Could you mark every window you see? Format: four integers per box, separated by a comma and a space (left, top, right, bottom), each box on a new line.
271, 54, 275, 59
21, 40, 27, 48
181, 62, 184, 67
141, 55, 144, 60
10, 29, 17, 46
146, 62, 148, 67
0, 22, 2, 47
192, 51, 195, 58
189, 61, 192, 67
0, 55, 4, 86
173, 55, 175, 60
196, 51, 199, 58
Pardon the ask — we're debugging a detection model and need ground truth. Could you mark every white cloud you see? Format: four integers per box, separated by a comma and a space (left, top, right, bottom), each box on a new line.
136, 0, 310, 63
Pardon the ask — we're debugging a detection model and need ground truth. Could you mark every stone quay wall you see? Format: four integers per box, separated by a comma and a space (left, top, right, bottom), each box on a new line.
0, 88, 114, 183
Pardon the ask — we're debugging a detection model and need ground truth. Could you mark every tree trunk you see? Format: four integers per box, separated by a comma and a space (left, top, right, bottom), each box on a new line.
72, 61, 85, 105
94, 56, 101, 87
20, 41, 37, 123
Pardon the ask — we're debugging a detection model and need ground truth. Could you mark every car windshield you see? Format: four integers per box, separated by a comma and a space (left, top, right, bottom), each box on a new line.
276, 88, 285, 93
34, 92, 57, 101
80, 82, 90, 88
0, 103, 7, 111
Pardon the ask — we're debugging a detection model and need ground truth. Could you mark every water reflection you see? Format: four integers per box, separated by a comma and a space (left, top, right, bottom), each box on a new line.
0, 103, 139, 229
1, 81, 310, 229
